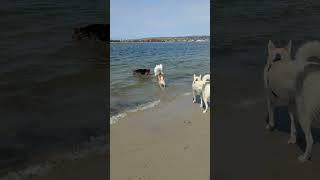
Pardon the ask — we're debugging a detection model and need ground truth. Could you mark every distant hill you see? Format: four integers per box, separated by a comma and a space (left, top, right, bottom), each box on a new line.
111, 35, 210, 42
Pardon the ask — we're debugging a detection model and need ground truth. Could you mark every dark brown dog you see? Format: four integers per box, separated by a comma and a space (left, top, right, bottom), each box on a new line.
72, 24, 108, 41
133, 69, 150, 75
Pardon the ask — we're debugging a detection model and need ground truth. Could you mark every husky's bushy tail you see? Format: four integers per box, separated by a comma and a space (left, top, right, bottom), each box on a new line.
295, 41, 320, 114
154, 64, 163, 76
293, 41, 320, 162
202, 74, 210, 82
295, 41, 320, 95
295, 41, 320, 66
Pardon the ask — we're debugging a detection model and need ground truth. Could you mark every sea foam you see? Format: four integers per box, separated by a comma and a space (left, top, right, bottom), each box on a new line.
110, 99, 161, 125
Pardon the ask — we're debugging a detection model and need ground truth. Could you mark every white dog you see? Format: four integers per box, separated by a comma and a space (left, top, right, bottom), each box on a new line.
265, 40, 320, 162
154, 64, 166, 88
192, 74, 202, 104
293, 41, 320, 162
264, 40, 298, 144
192, 74, 210, 113
202, 83, 210, 113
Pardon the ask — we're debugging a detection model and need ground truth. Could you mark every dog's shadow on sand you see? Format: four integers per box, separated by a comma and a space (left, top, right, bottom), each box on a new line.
269, 107, 320, 151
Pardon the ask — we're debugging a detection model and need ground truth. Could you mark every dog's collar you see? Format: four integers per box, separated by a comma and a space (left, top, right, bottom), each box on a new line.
271, 90, 278, 98
267, 64, 272, 72
267, 58, 281, 72
273, 58, 281, 63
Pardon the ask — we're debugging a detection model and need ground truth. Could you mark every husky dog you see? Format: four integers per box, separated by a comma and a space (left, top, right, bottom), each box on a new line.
293, 41, 320, 162
264, 40, 299, 144
154, 64, 166, 88
158, 75, 166, 88
265, 40, 320, 162
192, 74, 203, 104
192, 74, 211, 113
72, 24, 108, 41
202, 83, 210, 113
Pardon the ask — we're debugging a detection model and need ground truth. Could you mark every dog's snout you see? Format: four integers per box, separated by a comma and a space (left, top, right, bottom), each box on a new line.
273, 54, 281, 62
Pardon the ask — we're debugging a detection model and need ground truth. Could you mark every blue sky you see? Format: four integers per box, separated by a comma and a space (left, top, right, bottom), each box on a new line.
111, 0, 209, 39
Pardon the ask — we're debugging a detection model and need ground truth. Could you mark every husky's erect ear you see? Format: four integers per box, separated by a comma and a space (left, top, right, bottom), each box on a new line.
286, 40, 292, 54
199, 74, 202, 79
268, 40, 275, 54
193, 74, 196, 79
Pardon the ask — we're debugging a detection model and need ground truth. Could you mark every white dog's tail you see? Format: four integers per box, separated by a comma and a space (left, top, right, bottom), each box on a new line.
202, 74, 210, 82
154, 64, 164, 76
295, 41, 320, 66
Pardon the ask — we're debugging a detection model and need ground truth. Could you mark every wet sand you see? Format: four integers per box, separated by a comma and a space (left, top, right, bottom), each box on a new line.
110, 94, 210, 180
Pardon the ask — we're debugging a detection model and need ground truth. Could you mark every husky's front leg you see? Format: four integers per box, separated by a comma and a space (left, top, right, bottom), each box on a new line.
288, 112, 297, 144
296, 97, 313, 162
266, 91, 275, 130
203, 99, 208, 113
193, 90, 196, 103
200, 96, 203, 107
298, 122, 313, 162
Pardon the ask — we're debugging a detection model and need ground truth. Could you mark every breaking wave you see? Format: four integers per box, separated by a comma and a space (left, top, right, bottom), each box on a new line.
110, 99, 161, 125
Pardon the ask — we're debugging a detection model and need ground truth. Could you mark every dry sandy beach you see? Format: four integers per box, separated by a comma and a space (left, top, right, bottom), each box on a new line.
111, 94, 210, 180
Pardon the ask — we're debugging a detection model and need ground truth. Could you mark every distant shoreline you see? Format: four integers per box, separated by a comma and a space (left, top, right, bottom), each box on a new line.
111, 35, 210, 43
110, 41, 209, 44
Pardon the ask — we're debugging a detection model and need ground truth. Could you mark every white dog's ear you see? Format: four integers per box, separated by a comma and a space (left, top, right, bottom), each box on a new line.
286, 40, 292, 54
199, 74, 202, 79
193, 74, 196, 78
268, 40, 275, 54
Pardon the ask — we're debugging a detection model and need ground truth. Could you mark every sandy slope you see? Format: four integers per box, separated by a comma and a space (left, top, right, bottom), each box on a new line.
111, 94, 210, 180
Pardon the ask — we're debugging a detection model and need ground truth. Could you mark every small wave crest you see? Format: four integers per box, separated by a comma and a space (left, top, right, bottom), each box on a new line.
236, 98, 265, 108
110, 112, 128, 125
181, 92, 192, 96
110, 99, 161, 125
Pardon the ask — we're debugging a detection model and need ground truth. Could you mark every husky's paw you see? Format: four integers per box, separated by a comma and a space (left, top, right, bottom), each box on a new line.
203, 109, 207, 113
265, 124, 275, 131
287, 136, 296, 144
298, 154, 311, 163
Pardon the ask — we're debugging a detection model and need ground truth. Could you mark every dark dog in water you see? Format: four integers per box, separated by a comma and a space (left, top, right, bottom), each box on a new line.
72, 24, 108, 41
133, 69, 151, 76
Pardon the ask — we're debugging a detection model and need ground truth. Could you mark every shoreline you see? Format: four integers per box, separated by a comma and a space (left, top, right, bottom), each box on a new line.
110, 41, 209, 44
111, 94, 210, 180
1, 93, 210, 180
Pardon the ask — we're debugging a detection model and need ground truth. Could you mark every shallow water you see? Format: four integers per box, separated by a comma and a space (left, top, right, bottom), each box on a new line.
214, 0, 320, 104
0, 0, 106, 176
215, 0, 320, 56
110, 42, 210, 121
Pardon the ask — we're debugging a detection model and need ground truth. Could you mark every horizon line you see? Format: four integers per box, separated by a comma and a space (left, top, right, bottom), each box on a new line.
111, 34, 210, 40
